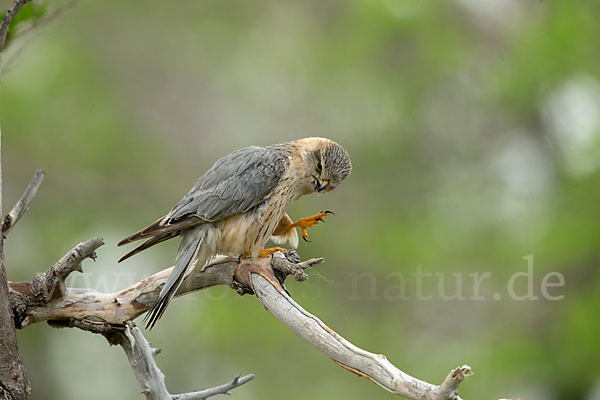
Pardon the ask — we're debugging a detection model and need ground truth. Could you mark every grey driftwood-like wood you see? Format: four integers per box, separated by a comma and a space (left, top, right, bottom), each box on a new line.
111, 323, 254, 400
170, 372, 255, 400
1, 169, 45, 235
9, 243, 471, 400
10, 244, 323, 327
251, 272, 470, 400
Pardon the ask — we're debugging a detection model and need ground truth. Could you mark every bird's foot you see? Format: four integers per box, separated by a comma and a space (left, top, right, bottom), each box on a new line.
234, 256, 283, 295
258, 247, 287, 258
290, 210, 334, 242
238, 247, 287, 262
233, 251, 325, 297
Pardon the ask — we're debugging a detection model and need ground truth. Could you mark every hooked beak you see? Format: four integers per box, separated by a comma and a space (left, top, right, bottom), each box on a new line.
315, 179, 329, 192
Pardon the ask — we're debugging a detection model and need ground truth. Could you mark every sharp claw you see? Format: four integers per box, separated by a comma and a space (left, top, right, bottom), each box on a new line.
321, 210, 335, 215
302, 236, 311, 242
316, 218, 324, 223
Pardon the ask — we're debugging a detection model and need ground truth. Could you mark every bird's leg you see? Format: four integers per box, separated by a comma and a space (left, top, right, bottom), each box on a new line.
240, 247, 288, 260
258, 247, 287, 258
287, 210, 334, 242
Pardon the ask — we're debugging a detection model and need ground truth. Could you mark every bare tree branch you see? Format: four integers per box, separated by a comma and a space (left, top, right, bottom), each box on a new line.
9, 246, 470, 400
3, 0, 79, 73
47, 319, 255, 400
0, 0, 32, 53
171, 372, 255, 400
2, 169, 45, 235
113, 323, 171, 400
249, 269, 469, 400
10, 249, 321, 326
0, 2, 35, 398
31, 236, 104, 301
0, 248, 29, 400
112, 323, 254, 400
437, 366, 472, 400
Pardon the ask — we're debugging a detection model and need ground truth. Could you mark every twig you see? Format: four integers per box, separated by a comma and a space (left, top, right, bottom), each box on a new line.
3, 0, 79, 72
114, 323, 254, 400
30, 237, 104, 301
2, 169, 45, 235
0, 0, 32, 54
436, 365, 471, 400
9, 237, 104, 328
171, 373, 255, 400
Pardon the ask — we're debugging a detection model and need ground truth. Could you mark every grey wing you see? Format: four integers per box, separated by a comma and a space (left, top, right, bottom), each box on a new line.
124, 145, 290, 327
165, 145, 290, 223
117, 145, 291, 260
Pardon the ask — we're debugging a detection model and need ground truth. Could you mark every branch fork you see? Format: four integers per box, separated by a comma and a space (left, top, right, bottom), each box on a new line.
2, 171, 471, 400
10, 238, 469, 400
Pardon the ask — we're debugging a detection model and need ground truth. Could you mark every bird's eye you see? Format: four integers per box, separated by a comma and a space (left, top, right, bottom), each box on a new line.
316, 160, 322, 173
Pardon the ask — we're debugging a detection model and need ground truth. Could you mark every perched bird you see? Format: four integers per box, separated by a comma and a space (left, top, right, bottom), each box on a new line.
118, 137, 352, 329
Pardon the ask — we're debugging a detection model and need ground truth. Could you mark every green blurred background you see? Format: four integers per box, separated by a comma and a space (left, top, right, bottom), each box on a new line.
1, 0, 599, 399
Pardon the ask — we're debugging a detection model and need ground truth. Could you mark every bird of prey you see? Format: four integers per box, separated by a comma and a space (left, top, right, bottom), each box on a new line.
118, 137, 352, 329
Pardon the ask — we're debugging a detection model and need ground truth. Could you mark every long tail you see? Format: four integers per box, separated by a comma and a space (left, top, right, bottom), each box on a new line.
117, 216, 202, 263
143, 227, 212, 329
118, 231, 179, 263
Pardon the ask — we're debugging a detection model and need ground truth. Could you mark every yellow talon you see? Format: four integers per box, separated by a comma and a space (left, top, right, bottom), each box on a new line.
258, 247, 287, 258
289, 211, 334, 242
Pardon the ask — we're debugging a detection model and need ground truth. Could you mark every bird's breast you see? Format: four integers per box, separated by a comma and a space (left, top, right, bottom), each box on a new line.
217, 175, 298, 257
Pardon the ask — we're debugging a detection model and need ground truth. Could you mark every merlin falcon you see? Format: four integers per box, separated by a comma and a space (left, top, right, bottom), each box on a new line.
118, 137, 352, 328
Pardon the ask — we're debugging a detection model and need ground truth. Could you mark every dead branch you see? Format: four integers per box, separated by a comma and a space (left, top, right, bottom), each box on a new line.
247, 262, 469, 400
170, 372, 254, 400
0, 0, 31, 53
9, 245, 469, 400
0, 5, 36, 394
113, 323, 254, 400
114, 323, 171, 400
9, 248, 321, 327
1, 169, 45, 235
47, 318, 254, 400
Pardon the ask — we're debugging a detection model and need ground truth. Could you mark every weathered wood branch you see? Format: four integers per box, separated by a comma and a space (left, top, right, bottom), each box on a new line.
0, 3, 36, 397
9, 248, 322, 327
9, 237, 105, 328
9, 244, 469, 400
247, 264, 469, 400
9, 247, 309, 400
1, 169, 45, 235
114, 323, 172, 400
170, 372, 254, 400
112, 323, 254, 400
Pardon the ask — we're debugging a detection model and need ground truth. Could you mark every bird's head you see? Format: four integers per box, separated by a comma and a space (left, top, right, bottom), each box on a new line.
298, 138, 352, 194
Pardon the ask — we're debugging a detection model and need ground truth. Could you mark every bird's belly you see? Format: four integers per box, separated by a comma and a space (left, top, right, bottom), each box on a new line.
218, 214, 248, 255
217, 203, 288, 257
217, 213, 261, 256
